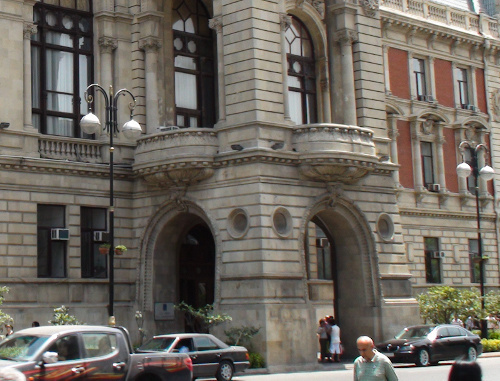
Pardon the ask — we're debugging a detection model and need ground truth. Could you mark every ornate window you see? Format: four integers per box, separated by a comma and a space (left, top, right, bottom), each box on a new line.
31, 0, 93, 137
285, 16, 317, 125
421, 141, 435, 188
173, 0, 215, 128
456, 67, 470, 109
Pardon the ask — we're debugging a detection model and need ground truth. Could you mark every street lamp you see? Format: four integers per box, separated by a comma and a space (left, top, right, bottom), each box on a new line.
456, 141, 494, 338
80, 84, 142, 324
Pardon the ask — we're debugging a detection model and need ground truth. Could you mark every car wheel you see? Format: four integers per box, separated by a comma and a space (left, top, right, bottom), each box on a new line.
467, 346, 478, 361
416, 348, 430, 366
216, 360, 234, 381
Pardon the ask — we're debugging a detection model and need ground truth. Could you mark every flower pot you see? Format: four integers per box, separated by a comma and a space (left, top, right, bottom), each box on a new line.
99, 247, 109, 255
115, 249, 124, 256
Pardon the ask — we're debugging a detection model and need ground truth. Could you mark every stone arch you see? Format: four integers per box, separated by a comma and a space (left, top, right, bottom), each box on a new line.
456, 116, 490, 131
299, 191, 383, 355
136, 199, 222, 319
386, 101, 405, 116
414, 110, 449, 124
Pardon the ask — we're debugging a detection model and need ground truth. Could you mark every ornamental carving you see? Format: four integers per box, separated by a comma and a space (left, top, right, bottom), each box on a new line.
334, 29, 359, 45
23, 23, 37, 40
139, 37, 162, 52
209, 17, 222, 33
297, 0, 325, 18
98, 37, 118, 54
280, 13, 292, 31
492, 88, 500, 122
421, 119, 434, 135
362, 0, 379, 17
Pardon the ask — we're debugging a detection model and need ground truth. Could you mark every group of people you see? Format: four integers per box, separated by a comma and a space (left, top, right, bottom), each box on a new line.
316, 315, 342, 362
353, 335, 483, 380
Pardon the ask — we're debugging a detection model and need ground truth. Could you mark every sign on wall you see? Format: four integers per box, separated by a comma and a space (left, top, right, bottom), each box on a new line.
154, 302, 175, 321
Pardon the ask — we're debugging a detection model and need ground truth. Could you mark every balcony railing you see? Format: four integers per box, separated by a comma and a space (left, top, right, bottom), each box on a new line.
39, 136, 102, 163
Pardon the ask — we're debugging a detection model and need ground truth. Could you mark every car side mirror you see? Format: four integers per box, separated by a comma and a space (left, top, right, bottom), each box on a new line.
42, 351, 59, 364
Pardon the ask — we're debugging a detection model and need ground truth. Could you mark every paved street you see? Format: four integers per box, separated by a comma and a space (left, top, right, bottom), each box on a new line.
226, 356, 500, 381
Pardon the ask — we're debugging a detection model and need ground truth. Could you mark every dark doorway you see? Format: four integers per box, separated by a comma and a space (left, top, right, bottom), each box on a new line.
179, 224, 215, 332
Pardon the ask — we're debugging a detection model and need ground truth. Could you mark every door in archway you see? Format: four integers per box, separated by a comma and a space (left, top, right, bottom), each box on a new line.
179, 224, 215, 332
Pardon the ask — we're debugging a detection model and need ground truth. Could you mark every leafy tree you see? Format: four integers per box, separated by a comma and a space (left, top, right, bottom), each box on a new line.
174, 302, 232, 333
417, 286, 481, 324
485, 290, 500, 316
224, 325, 260, 347
49, 305, 82, 325
0, 286, 13, 335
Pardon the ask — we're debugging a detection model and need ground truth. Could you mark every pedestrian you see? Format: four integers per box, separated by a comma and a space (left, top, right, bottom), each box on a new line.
316, 319, 329, 362
31, 321, 40, 327
0, 368, 26, 381
451, 315, 464, 327
448, 360, 481, 381
354, 336, 398, 381
4, 324, 14, 337
327, 317, 341, 362
465, 316, 475, 331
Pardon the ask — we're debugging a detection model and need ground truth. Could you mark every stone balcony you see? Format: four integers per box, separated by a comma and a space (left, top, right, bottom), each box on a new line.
133, 128, 218, 188
292, 124, 379, 184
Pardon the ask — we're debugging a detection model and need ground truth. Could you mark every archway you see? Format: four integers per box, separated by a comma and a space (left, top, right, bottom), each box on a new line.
304, 198, 382, 356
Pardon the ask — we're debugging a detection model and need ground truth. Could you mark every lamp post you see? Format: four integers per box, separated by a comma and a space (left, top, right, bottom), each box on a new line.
456, 141, 494, 339
80, 84, 142, 324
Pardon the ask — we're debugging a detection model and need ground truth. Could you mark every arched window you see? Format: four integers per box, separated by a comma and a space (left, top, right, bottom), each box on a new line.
173, 0, 215, 128
32, 0, 93, 137
285, 16, 317, 125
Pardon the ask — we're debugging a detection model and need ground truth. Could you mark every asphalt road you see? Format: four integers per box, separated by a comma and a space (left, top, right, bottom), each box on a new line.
227, 356, 500, 381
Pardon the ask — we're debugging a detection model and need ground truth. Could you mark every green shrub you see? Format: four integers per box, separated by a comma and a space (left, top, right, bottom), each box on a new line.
249, 352, 265, 368
481, 338, 500, 352
488, 330, 500, 340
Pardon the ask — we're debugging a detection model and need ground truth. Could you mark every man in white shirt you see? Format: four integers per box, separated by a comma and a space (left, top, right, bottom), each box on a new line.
328, 318, 341, 362
354, 336, 398, 381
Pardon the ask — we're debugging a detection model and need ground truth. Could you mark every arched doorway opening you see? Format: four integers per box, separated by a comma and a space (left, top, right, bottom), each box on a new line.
304, 201, 382, 356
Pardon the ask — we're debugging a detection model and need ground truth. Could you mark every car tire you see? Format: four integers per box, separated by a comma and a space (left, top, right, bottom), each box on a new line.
416, 348, 430, 366
467, 346, 478, 361
216, 360, 234, 381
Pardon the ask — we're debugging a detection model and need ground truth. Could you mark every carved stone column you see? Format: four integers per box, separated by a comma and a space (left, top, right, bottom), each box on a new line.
139, 37, 161, 133
383, 44, 391, 95
279, 13, 291, 121
429, 56, 436, 100
411, 119, 424, 191
98, 37, 118, 91
24, 23, 37, 131
436, 122, 446, 190
209, 16, 226, 122
388, 115, 400, 185
334, 29, 358, 126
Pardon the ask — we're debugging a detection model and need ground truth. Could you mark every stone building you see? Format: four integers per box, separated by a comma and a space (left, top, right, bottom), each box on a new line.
0, 0, 499, 369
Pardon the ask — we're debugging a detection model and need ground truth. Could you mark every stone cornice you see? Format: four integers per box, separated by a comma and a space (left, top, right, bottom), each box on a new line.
400, 208, 496, 221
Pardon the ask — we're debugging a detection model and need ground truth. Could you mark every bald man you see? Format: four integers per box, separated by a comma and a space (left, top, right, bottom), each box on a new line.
353, 336, 398, 381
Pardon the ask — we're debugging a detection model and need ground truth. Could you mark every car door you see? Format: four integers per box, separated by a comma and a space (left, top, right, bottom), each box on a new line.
431, 327, 453, 360
191, 336, 222, 378
80, 332, 129, 380
446, 327, 468, 359
38, 334, 88, 380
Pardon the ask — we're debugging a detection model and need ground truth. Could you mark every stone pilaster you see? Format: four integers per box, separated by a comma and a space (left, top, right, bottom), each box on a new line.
139, 37, 161, 134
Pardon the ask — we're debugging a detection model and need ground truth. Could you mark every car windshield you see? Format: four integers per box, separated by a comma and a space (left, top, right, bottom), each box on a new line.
0, 335, 50, 361
395, 326, 434, 340
138, 337, 176, 352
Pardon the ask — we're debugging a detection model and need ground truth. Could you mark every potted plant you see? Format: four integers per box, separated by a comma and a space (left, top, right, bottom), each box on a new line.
114, 245, 127, 255
99, 243, 111, 255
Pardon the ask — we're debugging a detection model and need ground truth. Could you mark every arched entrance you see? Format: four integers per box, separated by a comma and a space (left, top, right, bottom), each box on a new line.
304, 198, 382, 356
139, 204, 218, 335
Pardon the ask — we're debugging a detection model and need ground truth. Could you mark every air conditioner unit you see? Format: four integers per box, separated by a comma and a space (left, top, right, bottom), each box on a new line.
432, 251, 445, 259
427, 183, 440, 192
464, 104, 477, 112
93, 231, 109, 242
418, 94, 435, 102
51, 228, 70, 240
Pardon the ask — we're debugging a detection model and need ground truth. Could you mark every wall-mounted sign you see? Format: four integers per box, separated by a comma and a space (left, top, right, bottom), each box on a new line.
154, 302, 175, 321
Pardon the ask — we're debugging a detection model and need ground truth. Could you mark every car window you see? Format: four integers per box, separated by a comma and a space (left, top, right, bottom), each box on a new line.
174, 338, 194, 353
395, 326, 433, 339
193, 337, 219, 351
139, 337, 175, 351
447, 327, 462, 337
436, 328, 450, 338
0, 335, 50, 361
47, 335, 81, 362
81, 333, 118, 358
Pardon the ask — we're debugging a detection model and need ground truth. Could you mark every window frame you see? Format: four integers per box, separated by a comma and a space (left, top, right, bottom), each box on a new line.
37, 204, 67, 278
80, 206, 108, 279
469, 238, 481, 284
413, 57, 428, 101
424, 237, 442, 284
32, 1, 93, 138
420, 141, 435, 188
455, 67, 470, 109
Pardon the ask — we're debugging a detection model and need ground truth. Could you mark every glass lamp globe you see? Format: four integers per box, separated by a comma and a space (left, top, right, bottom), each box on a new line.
80, 112, 101, 135
122, 118, 142, 139
456, 162, 472, 179
479, 165, 495, 181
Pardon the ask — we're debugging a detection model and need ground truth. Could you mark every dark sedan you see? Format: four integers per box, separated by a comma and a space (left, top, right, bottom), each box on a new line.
137, 333, 249, 381
376, 324, 483, 366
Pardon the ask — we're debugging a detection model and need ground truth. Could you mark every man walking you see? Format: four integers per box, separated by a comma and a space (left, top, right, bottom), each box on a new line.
354, 336, 398, 381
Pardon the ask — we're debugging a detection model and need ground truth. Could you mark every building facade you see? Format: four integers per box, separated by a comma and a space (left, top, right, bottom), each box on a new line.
0, 0, 499, 369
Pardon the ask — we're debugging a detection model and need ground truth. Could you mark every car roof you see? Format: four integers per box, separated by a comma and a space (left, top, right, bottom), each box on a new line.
152, 333, 216, 339
15, 325, 122, 336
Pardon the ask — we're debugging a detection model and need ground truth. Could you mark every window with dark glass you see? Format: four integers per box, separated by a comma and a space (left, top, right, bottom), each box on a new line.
421, 141, 435, 187
424, 237, 441, 283
316, 236, 332, 280
463, 147, 477, 194
32, 0, 93, 137
285, 16, 317, 125
469, 239, 481, 283
37, 204, 66, 278
413, 58, 427, 100
456, 67, 469, 108
173, 0, 215, 128
81, 207, 107, 278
